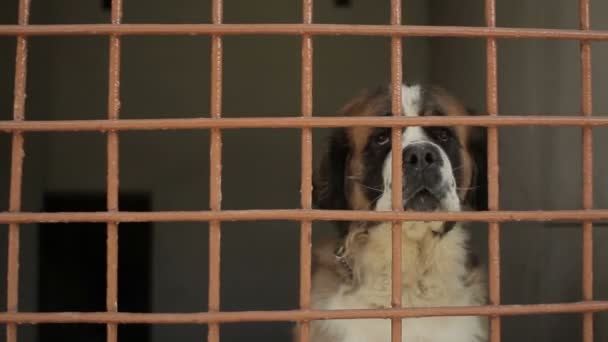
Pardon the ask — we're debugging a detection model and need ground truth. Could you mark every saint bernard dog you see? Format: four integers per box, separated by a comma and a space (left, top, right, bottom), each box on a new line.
301, 84, 489, 342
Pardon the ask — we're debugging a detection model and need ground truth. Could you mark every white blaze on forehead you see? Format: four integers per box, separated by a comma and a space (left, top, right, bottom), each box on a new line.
401, 84, 422, 117
381, 84, 429, 191
376, 84, 429, 211
400, 84, 429, 147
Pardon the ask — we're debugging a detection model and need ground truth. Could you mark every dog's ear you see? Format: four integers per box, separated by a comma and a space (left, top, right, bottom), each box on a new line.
313, 128, 351, 234
314, 128, 349, 210
465, 108, 488, 211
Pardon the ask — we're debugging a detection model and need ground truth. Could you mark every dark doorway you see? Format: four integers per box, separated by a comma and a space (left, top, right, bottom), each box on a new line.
38, 193, 152, 342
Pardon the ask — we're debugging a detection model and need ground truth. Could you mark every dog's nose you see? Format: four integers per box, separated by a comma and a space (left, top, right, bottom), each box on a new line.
402, 143, 445, 211
403, 143, 441, 170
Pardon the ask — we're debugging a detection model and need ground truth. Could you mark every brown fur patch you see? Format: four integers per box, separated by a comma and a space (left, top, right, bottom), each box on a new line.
338, 88, 390, 210
427, 86, 475, 200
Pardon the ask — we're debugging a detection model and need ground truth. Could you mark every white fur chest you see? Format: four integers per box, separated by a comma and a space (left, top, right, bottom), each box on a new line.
308, 225, 488, 342
310, 285, 486, 342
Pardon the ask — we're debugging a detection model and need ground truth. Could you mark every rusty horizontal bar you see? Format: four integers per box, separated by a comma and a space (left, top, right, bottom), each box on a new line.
1, 24, 608, 40
0, 301, 607, 324
2, 116, 608, 133
2, 209, 608, 224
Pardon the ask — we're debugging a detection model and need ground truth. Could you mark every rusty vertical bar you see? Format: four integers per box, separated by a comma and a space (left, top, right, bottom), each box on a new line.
390, 1, 403, 342
579, 1, 593, 342
299, 0, 313, 342
208, 0, 223, 341
106, 1, 123, 341
7, 1, 31, 342
485, 0, 501, 342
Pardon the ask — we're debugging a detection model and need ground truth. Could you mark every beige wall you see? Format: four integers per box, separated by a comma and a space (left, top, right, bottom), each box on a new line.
430, 0, 608, 341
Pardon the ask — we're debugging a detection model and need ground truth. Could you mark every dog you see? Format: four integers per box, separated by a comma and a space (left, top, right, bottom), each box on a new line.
301, 83, 489, 342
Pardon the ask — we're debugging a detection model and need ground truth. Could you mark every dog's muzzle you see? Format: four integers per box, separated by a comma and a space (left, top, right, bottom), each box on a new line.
402, 142, 448, 211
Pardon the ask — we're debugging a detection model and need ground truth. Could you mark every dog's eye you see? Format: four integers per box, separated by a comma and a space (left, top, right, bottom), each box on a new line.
436, 129, 451, 142
375, 133, 390, 146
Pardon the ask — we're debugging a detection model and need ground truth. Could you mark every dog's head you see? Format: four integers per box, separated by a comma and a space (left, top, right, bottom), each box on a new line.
314, 84, 487, 235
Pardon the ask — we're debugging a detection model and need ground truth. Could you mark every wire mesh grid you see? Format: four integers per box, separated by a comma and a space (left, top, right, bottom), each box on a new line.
0, 0, 605, 342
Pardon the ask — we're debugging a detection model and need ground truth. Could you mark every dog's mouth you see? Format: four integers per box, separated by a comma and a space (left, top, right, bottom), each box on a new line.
403, 188, 441, 212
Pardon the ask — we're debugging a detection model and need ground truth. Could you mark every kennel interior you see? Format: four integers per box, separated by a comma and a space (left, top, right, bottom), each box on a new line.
1, 0, 608, 341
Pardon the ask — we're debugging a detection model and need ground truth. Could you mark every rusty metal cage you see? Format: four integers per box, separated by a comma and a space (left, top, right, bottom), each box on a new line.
1, 0, 607, 342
